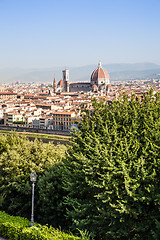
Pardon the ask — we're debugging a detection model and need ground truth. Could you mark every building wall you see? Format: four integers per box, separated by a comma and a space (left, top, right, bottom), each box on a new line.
52, 112, 76, 130
0, 93, 17, 100
69, 82, 91, 92
5, 113, 24, 125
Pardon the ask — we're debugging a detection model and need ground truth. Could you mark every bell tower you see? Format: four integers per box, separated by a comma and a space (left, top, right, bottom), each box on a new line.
53, 77, 57, 93
62, 69, 69, 92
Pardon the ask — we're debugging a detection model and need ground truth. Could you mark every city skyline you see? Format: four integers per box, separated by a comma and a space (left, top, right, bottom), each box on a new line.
0, 0, 160, 69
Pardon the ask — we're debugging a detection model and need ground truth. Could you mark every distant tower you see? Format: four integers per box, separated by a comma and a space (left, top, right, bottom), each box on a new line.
53, 77, 57, 93
66, 80, 69, 92
62, 69, 69, 92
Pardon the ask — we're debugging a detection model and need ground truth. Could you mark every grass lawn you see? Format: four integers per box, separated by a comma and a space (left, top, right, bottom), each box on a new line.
0, 130, 71, 141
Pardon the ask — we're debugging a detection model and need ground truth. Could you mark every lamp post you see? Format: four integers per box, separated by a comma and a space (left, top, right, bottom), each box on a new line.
29, 171, 37, 227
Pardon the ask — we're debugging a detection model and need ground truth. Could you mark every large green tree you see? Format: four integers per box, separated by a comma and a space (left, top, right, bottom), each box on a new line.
0, 133, 66, 220
63, 89, 160, 239
37, 163, 69, 229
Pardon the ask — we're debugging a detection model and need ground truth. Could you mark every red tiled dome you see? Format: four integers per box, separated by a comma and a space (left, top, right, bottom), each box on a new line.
90, 61, 110, 85
57, 79, 63, 86
92, 84, 98, 89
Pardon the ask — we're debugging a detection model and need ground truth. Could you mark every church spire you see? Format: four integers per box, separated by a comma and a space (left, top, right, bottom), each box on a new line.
53, 77, 57, 93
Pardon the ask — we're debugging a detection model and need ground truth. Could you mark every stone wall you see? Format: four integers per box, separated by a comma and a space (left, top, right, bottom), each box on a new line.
69, 82, 91, 92
0, 125, 71, 136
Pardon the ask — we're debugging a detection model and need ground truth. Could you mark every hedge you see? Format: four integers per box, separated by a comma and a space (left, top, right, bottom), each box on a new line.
0, 211, 80, 240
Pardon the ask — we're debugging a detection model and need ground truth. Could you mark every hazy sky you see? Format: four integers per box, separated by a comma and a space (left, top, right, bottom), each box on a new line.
0, 0, 160, 68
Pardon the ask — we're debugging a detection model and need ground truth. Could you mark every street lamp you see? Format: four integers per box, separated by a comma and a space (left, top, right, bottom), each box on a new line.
29, 171, 37, 227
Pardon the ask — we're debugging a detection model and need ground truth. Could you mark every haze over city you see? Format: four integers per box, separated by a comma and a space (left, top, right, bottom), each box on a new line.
0, 0, 160, 70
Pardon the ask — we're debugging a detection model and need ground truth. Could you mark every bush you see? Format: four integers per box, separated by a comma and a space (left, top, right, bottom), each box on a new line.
0, 211, 80, 240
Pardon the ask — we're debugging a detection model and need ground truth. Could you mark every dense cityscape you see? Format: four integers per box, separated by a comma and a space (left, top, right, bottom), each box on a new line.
0, 61, 160, 134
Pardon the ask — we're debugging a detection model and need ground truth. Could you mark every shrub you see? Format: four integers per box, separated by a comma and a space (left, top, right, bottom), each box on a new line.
0, 211, 80, 240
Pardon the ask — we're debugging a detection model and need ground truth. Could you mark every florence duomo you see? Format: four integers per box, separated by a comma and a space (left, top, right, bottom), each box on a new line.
53, 61, 111, 94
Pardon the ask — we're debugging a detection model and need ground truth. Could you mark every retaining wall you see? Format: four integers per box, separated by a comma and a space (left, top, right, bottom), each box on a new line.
0, 125, 71, 136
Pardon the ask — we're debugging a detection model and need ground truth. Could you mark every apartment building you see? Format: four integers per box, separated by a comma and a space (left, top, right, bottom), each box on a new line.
25, 116, 40, 127
39, 117, 53, 129
0, 92, 17, 100
32, 117, 53, 129
52, 111, 77, 131
4, 111, 24, 125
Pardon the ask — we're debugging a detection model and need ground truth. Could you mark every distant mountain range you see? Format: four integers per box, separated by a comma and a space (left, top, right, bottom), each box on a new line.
0, 62, 160, 84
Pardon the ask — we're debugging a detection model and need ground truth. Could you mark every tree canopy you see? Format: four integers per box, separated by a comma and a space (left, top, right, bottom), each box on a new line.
0, 133, 66, 219
63, 89, 160, 239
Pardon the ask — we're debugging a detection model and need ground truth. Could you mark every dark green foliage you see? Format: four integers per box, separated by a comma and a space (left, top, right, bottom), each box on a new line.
0, 133, 66, 220
37, 163, 69, 229
13, 121, 25, 124
63, 89, 160, 239
0, 211, 80, 240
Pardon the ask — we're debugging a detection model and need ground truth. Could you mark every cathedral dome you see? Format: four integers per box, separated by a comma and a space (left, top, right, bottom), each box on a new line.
90, 61, 110, 86
57, 79, 63, 87
92, 84, 98, 89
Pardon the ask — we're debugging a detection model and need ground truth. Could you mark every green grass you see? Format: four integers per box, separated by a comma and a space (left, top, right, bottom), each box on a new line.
0, 130, 70, 141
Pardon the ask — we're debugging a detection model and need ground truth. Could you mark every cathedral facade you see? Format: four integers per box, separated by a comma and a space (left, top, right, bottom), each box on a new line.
54, 61, 110, 93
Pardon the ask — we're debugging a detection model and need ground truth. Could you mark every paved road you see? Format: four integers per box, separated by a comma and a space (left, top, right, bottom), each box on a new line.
0, 237, 7, 240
